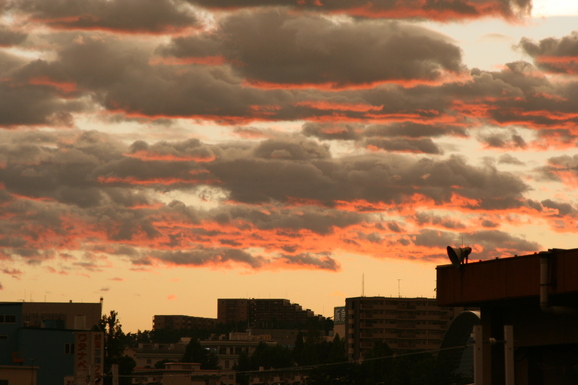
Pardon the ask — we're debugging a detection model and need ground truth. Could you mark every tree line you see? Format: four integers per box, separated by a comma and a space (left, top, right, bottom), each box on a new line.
95, 311, 470, 385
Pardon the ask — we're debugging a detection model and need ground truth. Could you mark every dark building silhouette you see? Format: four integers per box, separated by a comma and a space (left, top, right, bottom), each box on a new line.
217, 298, 323, 328
437, 247, 578, 385
0, 301, 102, 384
153, 315, 217, 330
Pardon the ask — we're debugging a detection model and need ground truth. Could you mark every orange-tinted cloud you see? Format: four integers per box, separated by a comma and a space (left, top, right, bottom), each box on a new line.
187, 0, 531, 21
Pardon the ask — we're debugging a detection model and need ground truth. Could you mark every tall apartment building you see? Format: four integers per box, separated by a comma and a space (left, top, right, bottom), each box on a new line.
153, 315, 217, 330
345, 297, 463, 360
218, 298, 322, 327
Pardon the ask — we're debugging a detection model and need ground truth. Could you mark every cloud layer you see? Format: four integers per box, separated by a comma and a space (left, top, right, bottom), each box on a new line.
0, 0, 577, 288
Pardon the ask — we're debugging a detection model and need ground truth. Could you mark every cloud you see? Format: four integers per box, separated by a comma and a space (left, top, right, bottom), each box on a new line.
0, 130, 552, 273
413, 228, 540, 260
4, 0, 200, 33
518, 32, 578, 74
3, 2, 578, 288
0, 25, 27, 47
365, 137, 443, 154
186, 0, 532, 21
498, 153, 525, 165
158, 11, 464, 88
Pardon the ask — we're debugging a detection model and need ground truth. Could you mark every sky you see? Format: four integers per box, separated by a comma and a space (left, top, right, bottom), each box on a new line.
1, 0, 578, 333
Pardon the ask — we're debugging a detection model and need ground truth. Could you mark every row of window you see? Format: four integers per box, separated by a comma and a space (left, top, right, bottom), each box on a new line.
0, 315, 16, 323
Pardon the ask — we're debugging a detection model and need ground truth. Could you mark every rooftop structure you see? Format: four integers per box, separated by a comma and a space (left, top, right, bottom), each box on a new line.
436, 247, 578, 385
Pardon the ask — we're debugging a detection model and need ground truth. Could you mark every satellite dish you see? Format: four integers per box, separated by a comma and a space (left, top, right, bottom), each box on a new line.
447, 246, 472, 268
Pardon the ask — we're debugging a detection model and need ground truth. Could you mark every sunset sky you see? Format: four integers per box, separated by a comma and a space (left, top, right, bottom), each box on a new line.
1, 0, 578, 332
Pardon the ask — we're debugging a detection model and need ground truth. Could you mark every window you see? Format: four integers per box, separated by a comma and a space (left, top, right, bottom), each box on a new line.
65, 343, 75, 354
0, 336, 7, 340
0, 380, 8, 385
0, 315, 15, 324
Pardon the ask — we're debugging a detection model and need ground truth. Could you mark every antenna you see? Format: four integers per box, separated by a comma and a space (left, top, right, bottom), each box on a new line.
447, 246, 472, 268
398, 279, 401, 298
362, 274, 365, 297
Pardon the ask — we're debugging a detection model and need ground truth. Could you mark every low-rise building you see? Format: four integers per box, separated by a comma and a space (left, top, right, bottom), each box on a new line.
0, 365, 38, 385
132, 362, 221, 385
0, 301, 102, 384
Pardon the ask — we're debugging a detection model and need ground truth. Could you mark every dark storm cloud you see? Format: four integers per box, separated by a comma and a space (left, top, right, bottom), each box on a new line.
158, 11, 464, 87
518, 31, 578, 74
185, 0, 532, 21
4, 0, 200, 33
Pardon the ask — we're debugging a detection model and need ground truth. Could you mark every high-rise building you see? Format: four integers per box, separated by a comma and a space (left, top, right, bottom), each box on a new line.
345, 297, 463, 360
217, 298, 323, 328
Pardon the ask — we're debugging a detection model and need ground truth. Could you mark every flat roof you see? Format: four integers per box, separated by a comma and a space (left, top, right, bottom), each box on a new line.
436, 248, 578, 306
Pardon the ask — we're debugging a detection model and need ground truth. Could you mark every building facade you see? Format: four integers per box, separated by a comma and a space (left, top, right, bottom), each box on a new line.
217, 298, 322, 328
0, 301, 102, 385
132, 362, 221, 385
345, 297, 463, 360
153, 315, 217, 331
437, 247, 578, 385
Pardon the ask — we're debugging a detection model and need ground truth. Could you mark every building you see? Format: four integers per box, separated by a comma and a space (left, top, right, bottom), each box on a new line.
247, 366, 310, 385
133, 333, 276, 385
437, 247, 578, 385
201, 332, 275, 373
132, 362, 221, 385
217, 298, 323, 328
0, 365, 38, 385
345, 296, 463, 361
0, 301, 102, 385
153, 315, 217, 331
333, 306, 346, 342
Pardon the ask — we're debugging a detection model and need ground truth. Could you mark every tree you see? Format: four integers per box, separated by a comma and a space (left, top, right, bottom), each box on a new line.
94, 310, 136, 385
181, 339, 220, 369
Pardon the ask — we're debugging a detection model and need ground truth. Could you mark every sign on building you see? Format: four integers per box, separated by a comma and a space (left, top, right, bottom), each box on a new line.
334, 307, 346, 324
74, 331, 105, 385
